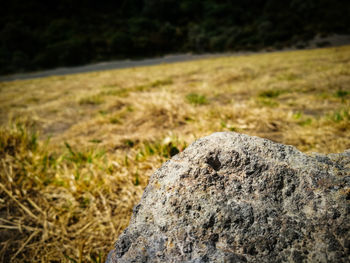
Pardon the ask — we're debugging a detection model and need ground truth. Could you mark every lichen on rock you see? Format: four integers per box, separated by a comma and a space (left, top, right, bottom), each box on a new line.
107, 132, 350, 263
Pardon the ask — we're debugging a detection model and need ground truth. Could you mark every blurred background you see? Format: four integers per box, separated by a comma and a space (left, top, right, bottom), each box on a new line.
1, 0, 350, 75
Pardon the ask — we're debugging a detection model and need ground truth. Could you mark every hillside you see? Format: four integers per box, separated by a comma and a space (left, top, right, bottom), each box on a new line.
0, 46, 349, 261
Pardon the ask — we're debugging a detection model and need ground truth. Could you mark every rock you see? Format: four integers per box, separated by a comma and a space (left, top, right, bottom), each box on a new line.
107, 132, 350, 263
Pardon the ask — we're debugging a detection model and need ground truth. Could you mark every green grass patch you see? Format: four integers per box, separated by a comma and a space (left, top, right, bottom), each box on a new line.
109, 116, 122, 124
184, 116, 195, 122
99, 88, 130, 97
277, 72, 299, 81
335, 89, 349, 100
298, 118, 313, 126
26, 97, 40, 103
89, 139, 102, 144
64, 142, 105, 167
257, 89, 284, 107
134, 78, 173, 92
258, 98, 279, 107
123, 139, 135, 148
126, 105, 134, 112
220, 121, 237, 131
0, 121, 39, 156
134, 171, 140, 186
150, 78, 173, 87
186, 93, 208, 105
136, 138, 187, 161
98, 110, 108, 116
79, 95, 104, 105
329, 109, 350, 123
293, 112, 313, 126
258, 89, 283, 98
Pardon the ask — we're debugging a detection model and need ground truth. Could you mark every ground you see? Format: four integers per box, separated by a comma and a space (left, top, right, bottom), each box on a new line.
0, 45, 349, 262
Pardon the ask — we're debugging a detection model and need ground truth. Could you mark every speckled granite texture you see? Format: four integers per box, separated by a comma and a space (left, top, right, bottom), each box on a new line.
107, 132, 350, 263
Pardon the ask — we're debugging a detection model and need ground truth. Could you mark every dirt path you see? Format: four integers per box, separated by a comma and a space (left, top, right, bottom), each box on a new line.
1, 34, 349, 82
0, 53, 230, 82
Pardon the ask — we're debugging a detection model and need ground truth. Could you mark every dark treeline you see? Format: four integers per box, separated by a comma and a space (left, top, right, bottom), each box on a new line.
1, 0, 350, 74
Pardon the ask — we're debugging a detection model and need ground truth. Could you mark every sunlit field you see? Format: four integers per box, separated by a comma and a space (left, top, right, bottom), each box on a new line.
1, 46, 350, 262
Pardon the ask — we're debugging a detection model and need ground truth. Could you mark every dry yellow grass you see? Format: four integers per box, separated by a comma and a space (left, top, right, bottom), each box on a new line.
0, 46, 350, 262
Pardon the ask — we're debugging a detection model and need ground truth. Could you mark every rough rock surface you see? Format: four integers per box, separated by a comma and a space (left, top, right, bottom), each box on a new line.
107, 132, 350, 263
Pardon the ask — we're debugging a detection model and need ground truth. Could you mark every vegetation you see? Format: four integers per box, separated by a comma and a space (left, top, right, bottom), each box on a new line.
186, 93, 208, 105
1, 0, 350, 74
1, 46, 350, 262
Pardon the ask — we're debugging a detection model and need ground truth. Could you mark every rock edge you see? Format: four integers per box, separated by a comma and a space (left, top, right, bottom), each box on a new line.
107, 132, 350, 263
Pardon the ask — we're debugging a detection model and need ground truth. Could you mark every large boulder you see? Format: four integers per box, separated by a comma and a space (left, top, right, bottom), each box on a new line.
107, 132, 350, 262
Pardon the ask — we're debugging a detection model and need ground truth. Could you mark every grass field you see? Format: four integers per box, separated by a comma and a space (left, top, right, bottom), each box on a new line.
1, 46, 350, 262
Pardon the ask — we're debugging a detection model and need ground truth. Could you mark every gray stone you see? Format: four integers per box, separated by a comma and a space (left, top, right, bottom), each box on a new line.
107, 132, 350, 262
